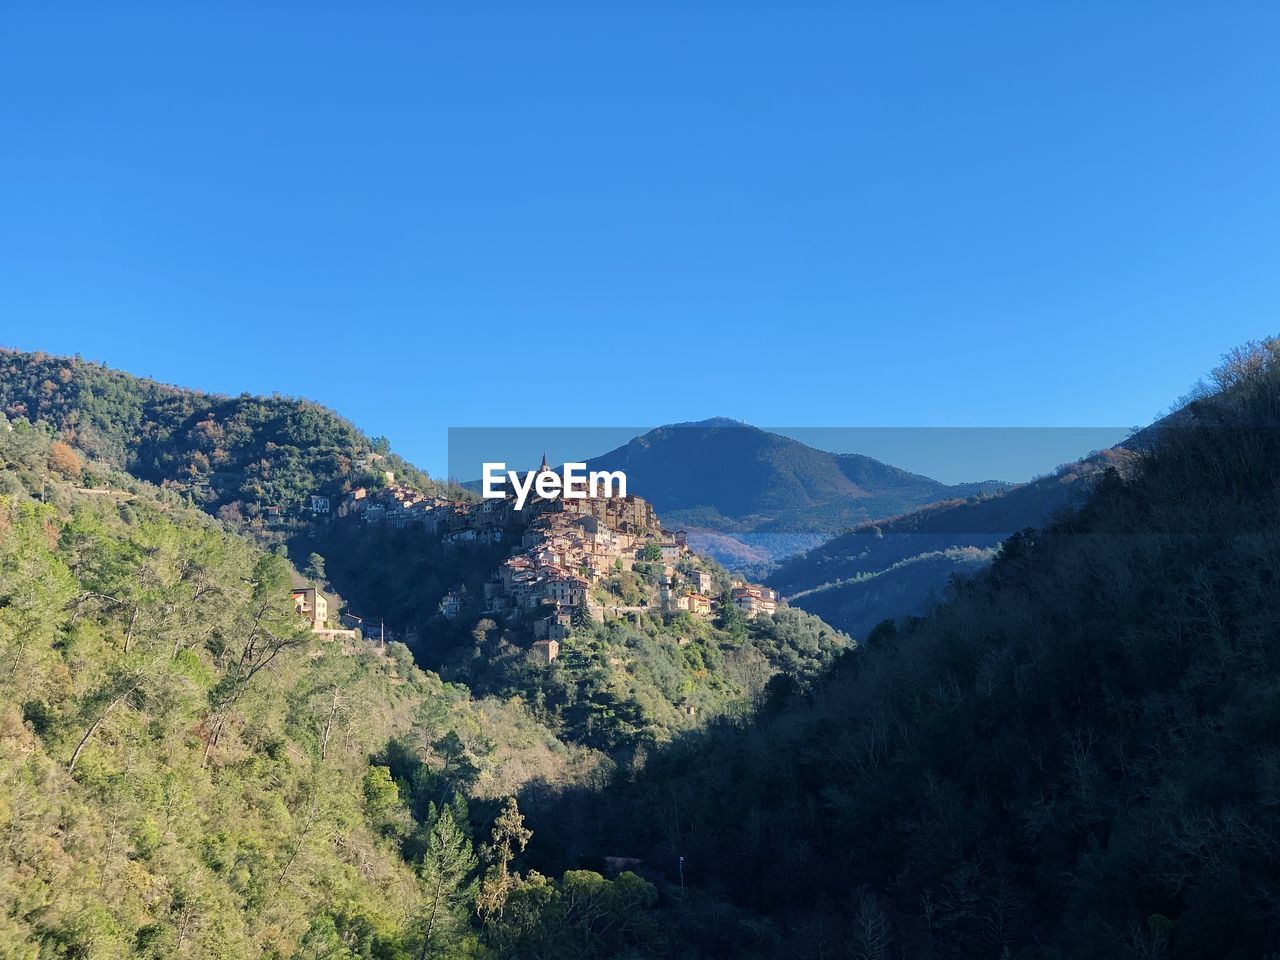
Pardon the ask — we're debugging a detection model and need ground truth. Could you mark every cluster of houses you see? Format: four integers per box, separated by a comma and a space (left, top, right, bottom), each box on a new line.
336, 474, 455, 530
336, 457, 664, 547
435, 468, 783, 662
660, 568, 716, 618
318, 460, 785, 662
439, 492, 688, 663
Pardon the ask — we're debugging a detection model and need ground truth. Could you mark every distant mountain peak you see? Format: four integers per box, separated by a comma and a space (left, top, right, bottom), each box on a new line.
584, 419, 1006, 553
663, 417, 752, 430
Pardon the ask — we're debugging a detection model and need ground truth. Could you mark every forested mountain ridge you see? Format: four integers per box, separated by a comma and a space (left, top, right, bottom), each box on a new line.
554, 339, 1280, 958
0, 348, 448, 524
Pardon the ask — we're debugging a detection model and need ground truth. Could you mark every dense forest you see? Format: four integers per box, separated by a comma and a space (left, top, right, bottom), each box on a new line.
446, 599, 846, 756
540, 339, 1280, 958
0, 417, 671, 958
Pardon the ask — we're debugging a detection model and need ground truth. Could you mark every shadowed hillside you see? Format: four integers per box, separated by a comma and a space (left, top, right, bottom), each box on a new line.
550, 338, 1280, 959
769, 446, 1136, 636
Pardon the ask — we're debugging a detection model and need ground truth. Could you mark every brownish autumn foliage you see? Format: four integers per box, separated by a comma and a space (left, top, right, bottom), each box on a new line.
47, 439, 82, 478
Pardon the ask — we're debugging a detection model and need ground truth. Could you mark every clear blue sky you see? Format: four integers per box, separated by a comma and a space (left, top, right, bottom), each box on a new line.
2, 3, 1277, 480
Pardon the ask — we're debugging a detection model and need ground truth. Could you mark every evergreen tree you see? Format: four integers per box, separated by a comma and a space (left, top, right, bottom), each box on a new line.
413, 807, 477, 960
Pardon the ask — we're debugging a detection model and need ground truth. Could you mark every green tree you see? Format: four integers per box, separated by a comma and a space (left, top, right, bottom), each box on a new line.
202, 551, 310, 761
0, 502, 75, 686
305, 551, 326, 584
497, 870, 659, 958
414, 807, 478, 960
363, 765, 400, 815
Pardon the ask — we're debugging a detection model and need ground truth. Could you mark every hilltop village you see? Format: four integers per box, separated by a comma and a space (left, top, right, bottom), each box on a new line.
323, 457, 781, 659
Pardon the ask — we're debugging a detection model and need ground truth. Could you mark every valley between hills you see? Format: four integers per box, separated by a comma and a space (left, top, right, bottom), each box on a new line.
3, 341, 1280, 958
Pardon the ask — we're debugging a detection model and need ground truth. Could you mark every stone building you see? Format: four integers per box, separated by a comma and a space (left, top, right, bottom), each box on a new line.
531, 638, 560, 663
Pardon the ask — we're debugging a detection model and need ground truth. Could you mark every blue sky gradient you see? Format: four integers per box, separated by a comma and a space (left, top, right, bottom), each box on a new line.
2, 3, 1277, 478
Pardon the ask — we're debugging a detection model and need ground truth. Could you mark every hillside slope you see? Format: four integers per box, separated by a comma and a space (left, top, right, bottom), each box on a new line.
290, 499, 850, 759
0, 349, 853, 772
562, 340, 1280, 959
0, 348, 447, 523
0, 416, 663, 959
769, 447, 1134, 636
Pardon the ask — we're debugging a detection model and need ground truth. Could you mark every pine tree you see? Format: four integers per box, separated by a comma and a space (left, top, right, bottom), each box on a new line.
414, 806, 477, 960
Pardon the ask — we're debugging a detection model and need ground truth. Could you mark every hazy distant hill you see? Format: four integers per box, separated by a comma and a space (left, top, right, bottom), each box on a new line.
769, 445, 1141, 636
582, 418, 1007, 564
